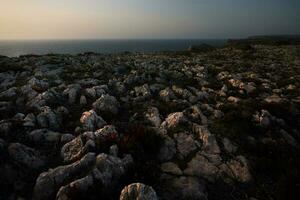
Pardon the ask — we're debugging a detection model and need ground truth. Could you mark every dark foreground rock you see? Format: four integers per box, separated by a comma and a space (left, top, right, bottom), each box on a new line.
0, 45, 300, 200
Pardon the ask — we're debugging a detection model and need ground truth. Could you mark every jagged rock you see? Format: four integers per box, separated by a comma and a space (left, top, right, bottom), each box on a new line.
0, 138, 6, 153
158, 135, 176, 162
217, 71, 231, 81
160, 175, 207, 200
61, 134, 76, 144
61, 125, 118, 163
63, 84, 81, 104
56, 150, 133, 200
119, 183, 158, 200
56, 106, 69, 116
183, 105, 208, 125
172, 85, 193, 100
228, 78, 243, 88
84, 87, 97, 99
145, 107, 161, 127
174, 132, 197, 159
264, 94, 286, 104
281, 129, 298, 147
26, 89, 62, 110
222, 138, 237, 153
259, 110, 271, 127
0, 101, 13, 113
8, 143, 45, 170
28, 129, 74, 146
225, 156, 252, 183
184, 153, 220, 182
240, 82, 256, 94
134, 84, 151, 98
0, 120, 12, 136
33, 153, 96, 200
61, 135, 87, 163
161, 162, 182, 175
193, 125, 220, 154
94, 125, 119, 144
80, 110, 107, 131
28, 77, 49, 92
253, 109, 272, 128
227, 96, 241, 103
56, 169, 99, 200
0, 87, 18, 100
159, 87, 176, 102
162, 112, 188, 131
80, 95, 87, 105
13, 113, 25, 120
93, 85, 107, 97
36, 106, 60, 131
96, 153, 133, 186
93, 94, 120, 116
109, 144, 119, 157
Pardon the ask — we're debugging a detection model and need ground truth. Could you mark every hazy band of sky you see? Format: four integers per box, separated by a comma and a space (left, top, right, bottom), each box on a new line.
1, 0, 300, 39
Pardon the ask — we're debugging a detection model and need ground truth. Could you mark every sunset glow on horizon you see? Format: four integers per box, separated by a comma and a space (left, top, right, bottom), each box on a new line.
1, 0, 300, 40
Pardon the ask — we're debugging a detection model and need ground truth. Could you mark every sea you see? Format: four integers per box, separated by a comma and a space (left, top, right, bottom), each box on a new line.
0, 39, 226, 57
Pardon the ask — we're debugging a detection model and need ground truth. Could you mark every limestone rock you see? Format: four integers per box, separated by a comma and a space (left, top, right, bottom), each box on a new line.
33, 153, 96, 200
80, 110, 107, 131
8, 143, 45, 170
120, 183, 158, 200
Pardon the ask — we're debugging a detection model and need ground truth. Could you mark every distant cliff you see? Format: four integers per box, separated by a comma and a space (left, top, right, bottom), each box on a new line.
227, 35, 300, 46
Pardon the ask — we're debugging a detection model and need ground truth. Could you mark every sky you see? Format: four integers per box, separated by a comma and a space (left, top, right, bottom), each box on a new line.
0, 0, 300, 39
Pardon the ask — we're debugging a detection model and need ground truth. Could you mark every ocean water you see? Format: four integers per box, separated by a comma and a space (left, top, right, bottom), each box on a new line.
0, 39, 226, 57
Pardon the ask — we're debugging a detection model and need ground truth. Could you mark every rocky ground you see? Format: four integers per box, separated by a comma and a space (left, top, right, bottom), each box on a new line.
0, 44, 300, 200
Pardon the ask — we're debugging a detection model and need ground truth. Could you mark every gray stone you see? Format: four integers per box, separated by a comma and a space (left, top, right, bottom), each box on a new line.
174, 132, 197, 159
92, 94, 120, 116
80, 110, 106, 131
161, 162, 182, 175
33, 153, 96, 200
8, 143, 45, 170
145, 107, 161, 127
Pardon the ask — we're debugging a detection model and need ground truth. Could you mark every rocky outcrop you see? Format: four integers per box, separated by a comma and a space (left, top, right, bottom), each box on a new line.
0, 45, 299, 200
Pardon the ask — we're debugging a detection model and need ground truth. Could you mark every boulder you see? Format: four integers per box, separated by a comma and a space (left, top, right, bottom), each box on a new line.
144, 107, 161, 127
159, 87, 176, 102
8, 143, 45, 170
174, 132, 197, 159
161, 162, 182, 175
184, 153, 220, 182
222, 138, 237, 153
160, 175, 207, 200
33, 153, 96, 200
134, 84, 151, 98
63, 84, 81, 104
163, 112, 188, 131
61, 135, 88, 163
0, 87, 18, 100
36, 106, 60, 131
93, 94, 120, 116
94, 125, 119, 144
119, 183, 158, 200
80, 110, 107, 131
225, 156, 252, 183
193, 125, 220, 154
28, 77, 49, 92
61, 125, 119, 163
158, 135, 176, 162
